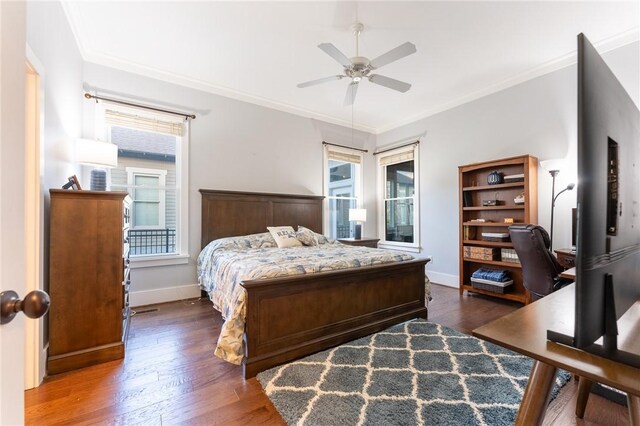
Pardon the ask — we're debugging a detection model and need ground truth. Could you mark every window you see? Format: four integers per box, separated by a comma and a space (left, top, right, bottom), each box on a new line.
97, 104, 189, 265
127, 167, 167, 229
378, 144, 419, 250
323, 146, 363, 239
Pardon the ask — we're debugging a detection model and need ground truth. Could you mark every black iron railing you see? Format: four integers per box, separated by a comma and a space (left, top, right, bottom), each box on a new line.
336, 225, 351, 238
128, 229, 176, 255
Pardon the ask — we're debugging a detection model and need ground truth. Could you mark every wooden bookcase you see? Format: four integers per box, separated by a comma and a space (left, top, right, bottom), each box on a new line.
458, 155, 538, 304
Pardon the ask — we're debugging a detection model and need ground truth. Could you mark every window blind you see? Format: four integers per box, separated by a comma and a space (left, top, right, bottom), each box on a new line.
105, 109, 184, 136
379, 149, 414, 166
327, 149, 361, 164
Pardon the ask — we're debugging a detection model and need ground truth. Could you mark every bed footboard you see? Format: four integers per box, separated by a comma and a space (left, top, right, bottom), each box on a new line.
241, 259, 428, 378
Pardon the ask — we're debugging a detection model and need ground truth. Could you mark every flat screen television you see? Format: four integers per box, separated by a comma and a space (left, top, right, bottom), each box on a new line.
547, 34, 640, 368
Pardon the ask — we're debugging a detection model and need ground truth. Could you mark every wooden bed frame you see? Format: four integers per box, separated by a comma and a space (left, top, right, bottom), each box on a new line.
200, 189, 428, 378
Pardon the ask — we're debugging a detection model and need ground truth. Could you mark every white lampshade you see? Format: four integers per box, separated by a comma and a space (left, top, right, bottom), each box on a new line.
349, 208, 367, 222
75, 139, 118, 168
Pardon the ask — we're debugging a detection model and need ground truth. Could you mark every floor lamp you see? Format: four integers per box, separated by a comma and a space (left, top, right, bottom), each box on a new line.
540, 159, 575, 251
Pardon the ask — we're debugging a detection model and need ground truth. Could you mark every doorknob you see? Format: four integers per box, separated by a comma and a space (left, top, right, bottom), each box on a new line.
1, 290, 50, 325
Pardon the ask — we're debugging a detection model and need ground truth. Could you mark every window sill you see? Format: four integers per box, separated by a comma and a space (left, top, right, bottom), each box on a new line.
378, 242, 421, 254
129, 253, 190, 269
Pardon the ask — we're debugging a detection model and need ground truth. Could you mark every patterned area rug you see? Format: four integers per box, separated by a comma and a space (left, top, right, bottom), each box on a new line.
257, 319, 571, 426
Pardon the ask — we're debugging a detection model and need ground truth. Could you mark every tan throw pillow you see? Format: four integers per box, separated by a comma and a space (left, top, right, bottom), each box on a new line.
267, 226, 303, 248
297, 226, 319, 246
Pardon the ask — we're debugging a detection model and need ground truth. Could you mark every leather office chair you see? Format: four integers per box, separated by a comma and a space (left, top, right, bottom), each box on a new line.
508, 224, 570, 302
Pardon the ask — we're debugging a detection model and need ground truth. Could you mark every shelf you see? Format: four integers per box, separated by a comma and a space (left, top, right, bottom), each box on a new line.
463, 257, 521, 268
462, 182, 525, 191
462, 284, 527, 303
463, 239, 513, 248
462, 222, 513, 227
463, 205, 525, 211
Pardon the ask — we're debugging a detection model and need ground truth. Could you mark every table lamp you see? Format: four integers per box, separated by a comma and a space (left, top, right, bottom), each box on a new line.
349, 208, 367, 240
75, 139, 118, 191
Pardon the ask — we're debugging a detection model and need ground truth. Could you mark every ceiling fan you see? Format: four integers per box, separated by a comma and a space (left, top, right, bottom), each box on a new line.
297, 22, 416, 106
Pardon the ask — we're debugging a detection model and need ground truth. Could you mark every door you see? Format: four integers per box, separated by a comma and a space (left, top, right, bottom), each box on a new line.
1, 1, 27, 423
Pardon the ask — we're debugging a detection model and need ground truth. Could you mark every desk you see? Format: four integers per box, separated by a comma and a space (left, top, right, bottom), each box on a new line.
560, 267, 575, 281
554, 248, 576, 269
473, 284, 640, 425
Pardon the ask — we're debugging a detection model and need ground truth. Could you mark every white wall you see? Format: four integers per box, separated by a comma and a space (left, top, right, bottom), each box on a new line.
81, 63, 375, 304
376, 41, 640, 287
25, 1, 639, 299
27, 1, 84, 191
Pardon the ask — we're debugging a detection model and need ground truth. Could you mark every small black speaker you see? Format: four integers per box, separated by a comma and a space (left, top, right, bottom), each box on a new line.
354, 224, 362, 240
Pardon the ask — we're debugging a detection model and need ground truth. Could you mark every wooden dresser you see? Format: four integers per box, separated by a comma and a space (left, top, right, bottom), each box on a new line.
48, 189, 131, 374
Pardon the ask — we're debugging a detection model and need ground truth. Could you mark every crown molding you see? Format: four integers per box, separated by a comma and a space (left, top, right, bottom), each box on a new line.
61, 1, 638, 136
376, 28, 639, 134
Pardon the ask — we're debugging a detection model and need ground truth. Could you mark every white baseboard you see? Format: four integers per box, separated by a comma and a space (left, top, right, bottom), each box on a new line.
427, 271, 458, 288
130, 283, 201, 307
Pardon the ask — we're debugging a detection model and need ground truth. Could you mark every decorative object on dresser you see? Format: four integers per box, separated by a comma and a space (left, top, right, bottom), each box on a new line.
338, 237, 379, 248
348, 208, 367, 239
61, 175, 82, 190
75, 139, 118, 191
539, 158, 576, 251
48, 189, 131, 374
458, 154, 538, 304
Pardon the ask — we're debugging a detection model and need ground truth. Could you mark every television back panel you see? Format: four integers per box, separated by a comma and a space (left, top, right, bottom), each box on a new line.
576, 33, 640, 349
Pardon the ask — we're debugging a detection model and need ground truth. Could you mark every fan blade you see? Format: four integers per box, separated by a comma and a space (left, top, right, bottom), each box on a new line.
344, 81, 359, 106
318, 43, 352, 68
369, 42, 416, 69
368, 74, 411, 93
297, 75, 343, 88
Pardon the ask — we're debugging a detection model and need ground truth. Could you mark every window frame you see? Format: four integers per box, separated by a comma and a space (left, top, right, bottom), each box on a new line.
377, 143, 420, 252
322, 145, 364, 239
96, 103, 190, 267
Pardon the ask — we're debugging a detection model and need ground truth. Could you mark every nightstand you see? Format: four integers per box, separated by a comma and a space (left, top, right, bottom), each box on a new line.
338, 237, 379, 248
554, 248, 576, 269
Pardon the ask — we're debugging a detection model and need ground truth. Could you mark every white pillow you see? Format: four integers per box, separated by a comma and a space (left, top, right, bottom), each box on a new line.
267, 226, 303, 248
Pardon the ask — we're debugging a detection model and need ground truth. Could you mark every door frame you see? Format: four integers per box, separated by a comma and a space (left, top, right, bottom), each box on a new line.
25, 44, 46, 389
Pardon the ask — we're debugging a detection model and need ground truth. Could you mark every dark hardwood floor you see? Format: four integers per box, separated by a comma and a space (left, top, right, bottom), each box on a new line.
25, 284, 629, 425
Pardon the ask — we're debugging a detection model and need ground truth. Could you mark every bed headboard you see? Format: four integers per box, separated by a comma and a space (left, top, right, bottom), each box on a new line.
199, 189, 324, 248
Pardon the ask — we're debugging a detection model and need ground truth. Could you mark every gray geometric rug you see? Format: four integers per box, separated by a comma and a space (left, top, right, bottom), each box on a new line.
257, 319, 571, 425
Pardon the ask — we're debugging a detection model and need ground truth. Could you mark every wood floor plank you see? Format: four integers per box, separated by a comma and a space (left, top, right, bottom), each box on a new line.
25, 284, 629, 425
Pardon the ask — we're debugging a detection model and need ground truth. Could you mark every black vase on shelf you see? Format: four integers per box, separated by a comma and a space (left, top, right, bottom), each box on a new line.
487, 171, 503, 185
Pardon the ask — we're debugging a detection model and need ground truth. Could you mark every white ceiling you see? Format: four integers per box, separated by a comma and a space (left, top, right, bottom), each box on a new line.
63, 1, 639, 134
